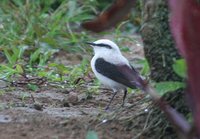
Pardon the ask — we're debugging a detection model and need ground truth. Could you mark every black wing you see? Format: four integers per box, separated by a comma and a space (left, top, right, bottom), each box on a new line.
95, 58, 146, 90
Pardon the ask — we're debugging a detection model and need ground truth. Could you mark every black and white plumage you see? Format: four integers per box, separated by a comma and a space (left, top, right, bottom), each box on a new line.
87, 39, 145, 110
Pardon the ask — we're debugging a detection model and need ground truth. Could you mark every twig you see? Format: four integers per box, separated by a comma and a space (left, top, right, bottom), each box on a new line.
132, 126, 151, 139
143, 110, 153, 130
31, 93, 36, 103
132, 115, 163, 139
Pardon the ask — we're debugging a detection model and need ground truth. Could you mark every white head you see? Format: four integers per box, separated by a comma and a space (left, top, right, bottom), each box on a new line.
86, 39, 121, 55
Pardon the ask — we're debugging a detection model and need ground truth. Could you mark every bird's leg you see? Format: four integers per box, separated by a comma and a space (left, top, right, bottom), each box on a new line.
122, 89, 127, 107
105, 90, 118, 110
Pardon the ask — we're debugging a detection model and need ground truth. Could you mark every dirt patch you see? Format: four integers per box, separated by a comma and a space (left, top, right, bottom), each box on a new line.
0, 88, 149, 139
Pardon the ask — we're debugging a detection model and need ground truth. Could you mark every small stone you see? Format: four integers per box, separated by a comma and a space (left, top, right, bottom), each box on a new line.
21, 132, 27, 136
59, 120, 69, 126
33, 103, 43, 111
67, 92, 78, 104
63, 101, 70, 107
102, 119, 108, 123
144, 108, 148, 112
0, 80, 7, 88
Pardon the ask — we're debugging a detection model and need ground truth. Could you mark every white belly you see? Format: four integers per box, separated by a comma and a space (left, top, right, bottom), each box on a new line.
94, 71, 126, 90
91, 56, 126, 91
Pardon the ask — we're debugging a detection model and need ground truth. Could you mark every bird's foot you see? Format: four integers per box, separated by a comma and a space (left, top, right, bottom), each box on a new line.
105, 105, 110, 111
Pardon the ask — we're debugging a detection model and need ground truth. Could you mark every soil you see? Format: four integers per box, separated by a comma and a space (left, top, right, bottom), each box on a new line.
0, 35, 153, 139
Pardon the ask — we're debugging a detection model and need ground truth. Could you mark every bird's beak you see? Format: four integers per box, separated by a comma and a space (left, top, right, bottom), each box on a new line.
85, 42, 96, 46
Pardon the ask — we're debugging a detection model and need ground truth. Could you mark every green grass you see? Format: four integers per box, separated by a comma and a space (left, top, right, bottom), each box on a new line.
0, 0, 98, 52
0, 0, 142, 96
0, 1, 91, 88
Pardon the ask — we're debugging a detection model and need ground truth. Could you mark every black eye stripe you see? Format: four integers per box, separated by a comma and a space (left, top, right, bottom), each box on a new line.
96, 43, 112, 49
86, 42, 112, 49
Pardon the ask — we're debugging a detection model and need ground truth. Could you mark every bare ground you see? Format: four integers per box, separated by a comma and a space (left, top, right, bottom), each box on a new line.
0, 35, 153, 139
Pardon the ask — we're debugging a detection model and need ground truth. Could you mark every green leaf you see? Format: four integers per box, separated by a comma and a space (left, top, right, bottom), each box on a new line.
18, 46, 26, 59
12, 46, 20, 59
136, 59, 150, 75
4, 49, 13, 65
120, 47, 130, 52
27, 84, 39, 91
155, 81, 185, 96
30, 49, 41, 65
33, 23, 47, 37
0, 65, 16, 73
16, 64, 23, 74
67, 1, 77, 18
0, 65, 17, 78
187, 113, 193, 124
85, 130, 98, 139
172, 59, 187, 78
40, 36, 57, 47
70, 14, 94, 22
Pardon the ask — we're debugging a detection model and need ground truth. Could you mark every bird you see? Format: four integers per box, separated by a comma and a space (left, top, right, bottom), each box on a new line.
86, 39, 146, 110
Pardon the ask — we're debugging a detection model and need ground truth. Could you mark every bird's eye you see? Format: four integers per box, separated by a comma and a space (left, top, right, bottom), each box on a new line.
96, 43, 112, 49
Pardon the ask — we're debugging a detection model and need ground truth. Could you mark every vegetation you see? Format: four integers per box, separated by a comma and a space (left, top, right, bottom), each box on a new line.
0, 0, 190, 139
0, 0, 145, 92
0, 0, 97, 90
